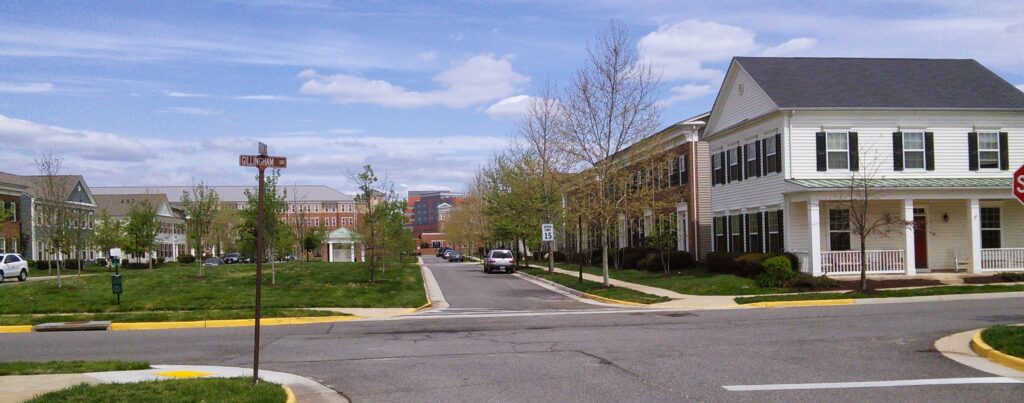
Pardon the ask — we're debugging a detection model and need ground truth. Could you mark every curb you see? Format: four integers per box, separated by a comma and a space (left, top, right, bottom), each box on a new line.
283, 386, 297, 403
741, 298, 856, 308
110, 315, 357, 331
0, 325, 34, 333
970, 329, 1024, 372
516, 271, 649, 307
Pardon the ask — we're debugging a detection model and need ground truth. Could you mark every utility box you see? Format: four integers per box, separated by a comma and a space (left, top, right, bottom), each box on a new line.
111, 274, 123, 295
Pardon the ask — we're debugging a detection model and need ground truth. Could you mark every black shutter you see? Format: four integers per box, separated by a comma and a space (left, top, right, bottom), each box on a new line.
682, 154, 689, 185
775, 134, 783, 173
968, 132, 979, 171
755, 140, 763, 177
719, 152, 726, 184
815, 131, 827, 171
738, 146, 745, 181
725, 216, 732, 252
924, 132, 935, 171
757, 211, 765, 252
760, 138, 769, 175
778, 210, 785, 253
892, 132, 904, 171
739, 214, 746, 252
999, 132, 1009, 171
849, 132, 859, 171
711, 154, 718, 185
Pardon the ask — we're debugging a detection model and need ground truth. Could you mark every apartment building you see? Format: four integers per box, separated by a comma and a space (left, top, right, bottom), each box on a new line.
0, 172, 98, 261
0, 180, 27, 254
94, 194, 187, 260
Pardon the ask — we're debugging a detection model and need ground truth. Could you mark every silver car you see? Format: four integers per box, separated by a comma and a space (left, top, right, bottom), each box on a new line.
0, 253, 29, 282
484, 249, 516, 274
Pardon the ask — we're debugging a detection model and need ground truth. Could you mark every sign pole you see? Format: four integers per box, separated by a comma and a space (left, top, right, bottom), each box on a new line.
253, 163, 265, 385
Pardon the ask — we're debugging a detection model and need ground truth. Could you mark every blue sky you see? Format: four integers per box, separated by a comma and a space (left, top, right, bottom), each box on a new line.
2, 0, 1022, 194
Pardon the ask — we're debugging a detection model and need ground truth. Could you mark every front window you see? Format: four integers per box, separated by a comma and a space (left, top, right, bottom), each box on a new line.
765, 138, 778, 173
712, 154, 723, 185
714, 217, 726, 252
728, 148, 740, 181
730, 215, 742, 252
677, 213, 688, 251
766, 211, 781, 253
903, 131, 926, 169
978, 132, 1000, 169
981, 207, 1001, 248
827, 132, 850, 170
745, 143, 758, 177
747, 214, 762, 253
829, 209, 851, 251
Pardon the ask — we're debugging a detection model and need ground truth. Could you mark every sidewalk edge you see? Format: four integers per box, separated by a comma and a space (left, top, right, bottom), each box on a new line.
971, 329, 1024, 372
516, 271, 648, 307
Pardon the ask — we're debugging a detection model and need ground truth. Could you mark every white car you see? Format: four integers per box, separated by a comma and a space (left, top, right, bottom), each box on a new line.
0, 253, 29, 282
484, 249, 516, 274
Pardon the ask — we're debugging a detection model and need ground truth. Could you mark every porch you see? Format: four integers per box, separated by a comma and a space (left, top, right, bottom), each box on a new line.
787, 193, 1024, 276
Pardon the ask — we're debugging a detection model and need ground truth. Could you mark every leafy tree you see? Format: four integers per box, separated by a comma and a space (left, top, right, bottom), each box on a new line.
124, 200, 160, 269
239, 170, 288, 284
350, 165, 399, 283
209, 206, 240, 256
181, 182, 219, 276
35, 154, 74, 287
93, 210, 126, 266
301, 228, 325, 262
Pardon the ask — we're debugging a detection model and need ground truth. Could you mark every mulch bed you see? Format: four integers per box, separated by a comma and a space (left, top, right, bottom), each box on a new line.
963, 274, 1024, 284
834, 278, 942, 291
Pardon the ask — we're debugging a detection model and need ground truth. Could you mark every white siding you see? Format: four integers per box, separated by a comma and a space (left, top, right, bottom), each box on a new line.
709, 115, 786, 213
706, 64, 778, 135
789, 110, 1024, 179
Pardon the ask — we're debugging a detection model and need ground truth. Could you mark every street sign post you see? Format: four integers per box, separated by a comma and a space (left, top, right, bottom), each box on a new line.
1014, 163, 1024, 206
240, 143, 286, 385
110, 248, 123, 304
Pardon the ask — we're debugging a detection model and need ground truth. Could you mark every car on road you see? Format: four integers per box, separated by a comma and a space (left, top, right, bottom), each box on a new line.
442, 249, 455, 259
0, 253, 29, 282
202, 257, 223, 267
483, 249, 515, 273
435, 247, 452, 257
222, 253, 241, 264
447, 251, 464, 262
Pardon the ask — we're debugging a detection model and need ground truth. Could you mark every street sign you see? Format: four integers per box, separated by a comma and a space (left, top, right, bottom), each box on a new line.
258, 141, 267, 156
541, 223, 554, 242
110, 248, 121, 257
1014, 163, 1024, 206
239, 155, 287, 169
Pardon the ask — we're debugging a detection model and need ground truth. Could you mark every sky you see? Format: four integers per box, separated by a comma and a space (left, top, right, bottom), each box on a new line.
2, 0, 1022, 195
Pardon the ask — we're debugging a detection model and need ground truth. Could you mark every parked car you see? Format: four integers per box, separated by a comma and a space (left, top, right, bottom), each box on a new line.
447, 251, 464, 262
222, 253, 241, 264
0, 253, 29, 282
442, 249, 455, 259
483, 249, 515, 273
202, 257, 223, 267
435, 247, 452, 257
94, 257, 109, 267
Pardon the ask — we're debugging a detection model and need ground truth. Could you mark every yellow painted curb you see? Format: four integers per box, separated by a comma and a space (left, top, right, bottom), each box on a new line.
110, 315, 357, 331
0, 325, 33, 333
743, 298, 856, 308
970, 330, 1024, 372
284, 386, 297, 403
582, 292, 648, 307
415, 301, 432, 311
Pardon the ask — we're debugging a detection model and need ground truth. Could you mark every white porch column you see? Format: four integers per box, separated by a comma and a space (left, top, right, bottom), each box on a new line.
350, 242, 355, 262
969, 198, 983, 273
328, 242, 334, 262
903, 199, 916, 275
807, 199, 822, 276
172, 243, 178, 259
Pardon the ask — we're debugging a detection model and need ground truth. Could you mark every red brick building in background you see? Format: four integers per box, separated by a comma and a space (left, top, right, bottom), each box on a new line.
406, 190, 463, 249
0, 180, 27, 254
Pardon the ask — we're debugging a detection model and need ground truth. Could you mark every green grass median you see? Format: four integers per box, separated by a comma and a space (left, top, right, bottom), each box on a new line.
734, 284, 1024, 304
0, 260, 424, 324
0, 360, 150, 376
27, 377, 286, 403
550, 263, 787, 296
521, 267, 670, 304
981, 325, 1024, 358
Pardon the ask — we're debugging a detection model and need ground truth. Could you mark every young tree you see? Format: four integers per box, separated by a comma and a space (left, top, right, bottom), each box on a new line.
301, 228, 325, 262
209, 206, 241, 256
840, 163, 910, 290
93, 210, 126, 263
240, 170, 287, 284
125, 200, 160, 269
349, 165, 398, 283
181, 182, 219, 276
445, 172, 492, 258
35, 154, 73, 288
559, 21, 661, 285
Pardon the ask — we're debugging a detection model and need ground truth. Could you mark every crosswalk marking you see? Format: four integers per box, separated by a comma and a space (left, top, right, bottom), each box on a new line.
391, 307, 683, 320
723, 377, 1023, 391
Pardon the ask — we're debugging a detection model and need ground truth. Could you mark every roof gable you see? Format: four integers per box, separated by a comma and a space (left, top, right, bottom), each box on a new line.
705, 61, 779, 135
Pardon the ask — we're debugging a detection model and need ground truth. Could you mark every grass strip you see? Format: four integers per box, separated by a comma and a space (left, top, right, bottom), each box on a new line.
548, 263, 788, 296
982, 325, 1024, 358
27, 377, 285, 403
734, 284, 1024, 304
522, 267, 670, 304
0, 360, 150, 376
0, 308, 341, 326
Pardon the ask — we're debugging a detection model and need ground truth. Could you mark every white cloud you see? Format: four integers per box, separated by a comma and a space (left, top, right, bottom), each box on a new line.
299, 54, 530, 108
761, 37, 817, 57
0, 81, 53, 93
484, 95, 535, 120
660, 84, 714, 106
158, 107, 224, 116
165, 90, 208, 98
417, 51, 437, 61
0, 114, 150, 162
233, 94, 303, 101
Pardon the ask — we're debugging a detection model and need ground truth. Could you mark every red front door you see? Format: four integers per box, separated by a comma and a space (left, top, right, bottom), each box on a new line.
913, 213, 928, 269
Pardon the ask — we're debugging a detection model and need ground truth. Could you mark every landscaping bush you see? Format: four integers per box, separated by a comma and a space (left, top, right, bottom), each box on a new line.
633, 251, 697, 272
33, 260, 80, 271
705, 252, 765, 278
997, 272, 1024, 282
789, 273, 840, 289
616, 247, 657, 270
176, 254, 196, 264
157, 257, 166, 264
774, 252, 801, 272
636, 252, 660, 271
755, 256, 796, 287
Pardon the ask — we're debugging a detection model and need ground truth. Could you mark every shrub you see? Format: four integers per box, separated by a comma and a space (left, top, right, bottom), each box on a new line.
756, 256, 796, 287
157, 257, 166, 264
997, 272, 1024, 282
177, 254, 196, 264
616, 247, 657, 270
790, 273, 840, 289
705, 252, 764, 278
636, 253, 661, 271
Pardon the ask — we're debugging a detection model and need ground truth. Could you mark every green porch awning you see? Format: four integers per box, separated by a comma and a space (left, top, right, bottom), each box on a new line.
787, 177, 1013, 189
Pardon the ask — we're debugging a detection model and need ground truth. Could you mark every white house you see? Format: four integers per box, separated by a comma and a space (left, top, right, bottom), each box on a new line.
705, 57, 1024, 276
94, 194, 187, 261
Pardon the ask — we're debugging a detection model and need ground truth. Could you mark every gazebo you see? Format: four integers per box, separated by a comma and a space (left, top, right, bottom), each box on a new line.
325, 227, 360, 263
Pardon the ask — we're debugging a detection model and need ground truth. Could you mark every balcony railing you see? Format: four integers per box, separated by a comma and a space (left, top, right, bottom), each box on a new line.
981, 248, 1024, 272
821, 250, 905, 275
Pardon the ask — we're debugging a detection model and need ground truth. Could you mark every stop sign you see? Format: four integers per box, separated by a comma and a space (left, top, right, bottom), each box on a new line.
1015, 164, 1024, 206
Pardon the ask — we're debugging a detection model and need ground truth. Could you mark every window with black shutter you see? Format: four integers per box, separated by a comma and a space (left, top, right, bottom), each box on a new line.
745, 142, 758, 179
978, 132, 1001, 169
766, 211, 781, 253
730, 215, 743, 252
714, 217, 726, 252
728, 148, 740, 182
680, 154, 689, 185
765, 136, 778, 173
747, 213, 762, 253
712, 154, 721, 185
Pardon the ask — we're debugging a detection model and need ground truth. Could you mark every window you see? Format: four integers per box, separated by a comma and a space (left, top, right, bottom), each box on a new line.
714, 217, 726, 252
712, 154, 723, 185
826, 132, 850, 170
766, 211, 781, 253
677, 212, 688, 251
7, 201, 15, 222
903, 131, 926, 169
978, 132, 1000, 169
747, 214, 762, 253
765, 137, 778, 173
9, 237, 18, 253
678, 155, 688, 185
828, 209, 851, 251
728, 148, 740, 181
0, 238, 4, 253
981, 207, 1001, 248
745, 142, 758, 178
730, 215, 743, 252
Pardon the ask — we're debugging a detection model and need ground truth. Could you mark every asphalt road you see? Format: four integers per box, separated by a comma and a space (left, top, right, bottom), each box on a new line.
2, 257, 1022, 402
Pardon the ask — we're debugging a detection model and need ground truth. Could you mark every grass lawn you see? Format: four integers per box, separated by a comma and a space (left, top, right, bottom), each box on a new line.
982, 325, 1024, 358
0, 260, 424, 323
0, 360, 149, 376
28, 377, 285, 403
521, 267, 670, 304
541, 262, 787, 296
734, 284, 1024, 304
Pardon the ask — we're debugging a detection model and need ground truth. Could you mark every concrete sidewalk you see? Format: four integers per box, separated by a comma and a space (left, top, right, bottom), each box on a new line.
0, 365, 346, 402
545, 265, 740, 310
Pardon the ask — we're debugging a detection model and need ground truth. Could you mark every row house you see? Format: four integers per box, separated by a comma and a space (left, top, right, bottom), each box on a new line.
705, 57, 1024, 275
0, 180, 28, 254
0, 172, 98, 261
94, 194, 187, 260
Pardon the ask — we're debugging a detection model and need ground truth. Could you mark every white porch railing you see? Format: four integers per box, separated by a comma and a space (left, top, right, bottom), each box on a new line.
981, 248, 1024, 272
821, 250, 905, 275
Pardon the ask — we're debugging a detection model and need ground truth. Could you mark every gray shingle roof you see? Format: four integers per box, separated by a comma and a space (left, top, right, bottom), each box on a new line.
787, 177, 1012, 189
92, 185, 353, 203
735, 57, 1024, 110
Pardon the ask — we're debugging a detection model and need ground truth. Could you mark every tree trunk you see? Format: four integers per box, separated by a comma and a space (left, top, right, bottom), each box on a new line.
547, 241, 554, 274
149, 252, 153, 270
859, 237, 868, 291
56, 256, 62, 289
601, 230, 610, 286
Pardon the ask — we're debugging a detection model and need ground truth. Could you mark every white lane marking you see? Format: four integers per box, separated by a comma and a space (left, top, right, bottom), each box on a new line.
723, 377, 1023, 391
391, 308, 679, 320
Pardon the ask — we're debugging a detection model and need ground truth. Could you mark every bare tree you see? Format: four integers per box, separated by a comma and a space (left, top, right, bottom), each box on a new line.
559, 21, 661, 286
35, 154, 73, 288
839, 161, 910, 290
